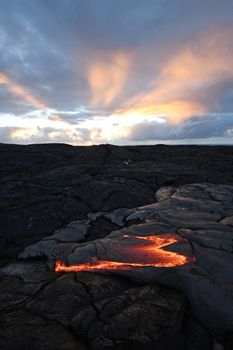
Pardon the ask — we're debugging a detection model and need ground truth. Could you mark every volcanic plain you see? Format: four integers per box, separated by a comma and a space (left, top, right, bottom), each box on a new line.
1, 143, 233, 350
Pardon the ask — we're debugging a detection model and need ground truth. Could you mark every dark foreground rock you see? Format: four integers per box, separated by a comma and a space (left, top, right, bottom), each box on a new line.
0, 261, 186, 350
1, 182, 233, 349
1, 144, 233, 350
17, 183, 233, 334
1, 143, 233, 263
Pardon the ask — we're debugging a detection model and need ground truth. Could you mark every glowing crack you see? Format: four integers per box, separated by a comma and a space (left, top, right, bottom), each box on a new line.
55, 234, 192, 272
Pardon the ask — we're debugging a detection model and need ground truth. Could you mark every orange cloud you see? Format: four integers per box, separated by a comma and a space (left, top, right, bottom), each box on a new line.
0, 73, 8, 84
0, 73, 66, 124
49, 114, 65, 122
120, 100, 203, 124
88, 52, 131, 107
0, 72, 47, 109
10, 127, 38, 140
116, 27, 233, 124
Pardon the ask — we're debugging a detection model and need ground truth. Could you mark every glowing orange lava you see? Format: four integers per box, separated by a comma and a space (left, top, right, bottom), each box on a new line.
55, 234, 191, 272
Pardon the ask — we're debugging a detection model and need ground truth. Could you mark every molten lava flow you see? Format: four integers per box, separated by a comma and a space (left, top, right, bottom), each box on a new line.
55, 234, 191, 272
55, 259, 168, 272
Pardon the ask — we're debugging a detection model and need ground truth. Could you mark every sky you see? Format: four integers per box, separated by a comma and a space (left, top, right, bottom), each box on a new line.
0, 0, 233, 145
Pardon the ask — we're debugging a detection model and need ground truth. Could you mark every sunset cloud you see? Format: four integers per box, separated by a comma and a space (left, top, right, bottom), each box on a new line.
116, 27, 233, 124
88, 52, 131, 108
0, 0, 233, 144
1, 126, 91, 144
0, 73, 47, 109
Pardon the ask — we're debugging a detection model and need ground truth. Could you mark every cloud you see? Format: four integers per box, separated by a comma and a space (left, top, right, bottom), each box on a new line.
0, 72, 47, 109
0, 0, 233, 144
126, 114, 233, 141
116, 27, 233, 123
88, 52, 132, 108
1, 114, 233, 145
0, 126, 93, 144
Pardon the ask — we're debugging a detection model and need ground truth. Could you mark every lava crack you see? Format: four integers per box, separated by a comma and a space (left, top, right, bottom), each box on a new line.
55, 234, 192, 272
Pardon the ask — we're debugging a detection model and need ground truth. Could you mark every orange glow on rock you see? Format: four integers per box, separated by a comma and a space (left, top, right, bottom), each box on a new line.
55, 234, 191, 272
